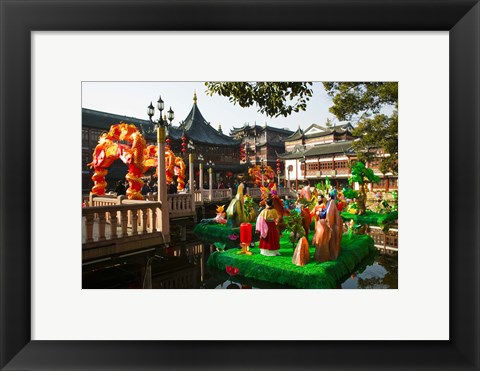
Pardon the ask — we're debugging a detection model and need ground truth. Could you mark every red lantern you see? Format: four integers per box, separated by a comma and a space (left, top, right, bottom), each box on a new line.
181, 135, 187, 153
240, 223, 252, 245
239, 146, 246, 161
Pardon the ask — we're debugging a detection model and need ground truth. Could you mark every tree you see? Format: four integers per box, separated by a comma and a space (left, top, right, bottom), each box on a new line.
204, 82, 313, 118
323, 82, 398, 174
348, 161, 380, 216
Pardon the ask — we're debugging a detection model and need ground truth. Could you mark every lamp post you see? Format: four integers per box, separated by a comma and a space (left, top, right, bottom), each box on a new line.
147, 96, 173, 242
207, 160, 215, 201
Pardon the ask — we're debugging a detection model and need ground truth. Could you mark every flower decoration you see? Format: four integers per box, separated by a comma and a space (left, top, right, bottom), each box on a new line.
225, 265, 240, 276
228, 233, 239, 240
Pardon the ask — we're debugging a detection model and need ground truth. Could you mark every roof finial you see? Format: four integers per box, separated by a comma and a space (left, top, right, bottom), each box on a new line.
193, 90, 197, 104
218, 124, 223, 134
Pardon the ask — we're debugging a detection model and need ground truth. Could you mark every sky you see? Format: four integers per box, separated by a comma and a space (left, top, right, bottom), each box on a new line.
81, 82, 339, 134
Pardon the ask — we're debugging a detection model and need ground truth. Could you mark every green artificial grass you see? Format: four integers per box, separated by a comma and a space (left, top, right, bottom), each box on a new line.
206, 231, 376, 289
340, 211, 398, 227
194, 222, 258, 249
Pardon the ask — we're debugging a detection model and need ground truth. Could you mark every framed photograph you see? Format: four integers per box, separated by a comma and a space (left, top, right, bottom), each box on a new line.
1, 0, 479, 370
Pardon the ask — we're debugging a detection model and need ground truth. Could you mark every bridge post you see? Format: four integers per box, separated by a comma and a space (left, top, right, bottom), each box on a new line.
189, 154, 196, 221
208, 168, 213, 202
157, 126, 170, 242
199, 162, 204, 202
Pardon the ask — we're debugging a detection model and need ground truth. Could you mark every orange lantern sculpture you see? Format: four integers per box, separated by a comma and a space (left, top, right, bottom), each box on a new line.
89, 123, 188, 200
89, 123, 146, 200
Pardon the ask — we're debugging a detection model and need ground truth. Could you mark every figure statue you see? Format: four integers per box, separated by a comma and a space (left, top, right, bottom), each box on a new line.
313, 190, 343, 262
255, 198, 280, 256
258, 185, 289, 233
292, 236, 310, 266
226, 182, 246, 227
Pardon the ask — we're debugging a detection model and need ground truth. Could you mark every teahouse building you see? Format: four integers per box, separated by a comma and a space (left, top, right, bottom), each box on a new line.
279, 123, 397, 191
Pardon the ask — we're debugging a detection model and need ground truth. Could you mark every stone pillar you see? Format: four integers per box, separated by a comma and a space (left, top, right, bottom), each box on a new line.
157, 126, 170, 243
199, 162, 204, 202
208, 167, 213, 202
189, 153, 195, 208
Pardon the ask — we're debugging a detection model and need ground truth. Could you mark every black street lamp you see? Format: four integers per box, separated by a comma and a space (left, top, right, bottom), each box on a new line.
147, 96, 174, 207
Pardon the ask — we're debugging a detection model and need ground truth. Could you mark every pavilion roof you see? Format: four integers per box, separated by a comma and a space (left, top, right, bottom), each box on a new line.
175, 97, 239, 146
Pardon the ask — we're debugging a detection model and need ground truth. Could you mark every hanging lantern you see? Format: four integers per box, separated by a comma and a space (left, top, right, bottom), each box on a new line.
181, 136, 187, 153
165, 137, 171, 150
276, 158, 281, 174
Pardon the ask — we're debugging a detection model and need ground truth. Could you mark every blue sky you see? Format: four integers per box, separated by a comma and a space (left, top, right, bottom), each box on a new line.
81, 82, 339, 134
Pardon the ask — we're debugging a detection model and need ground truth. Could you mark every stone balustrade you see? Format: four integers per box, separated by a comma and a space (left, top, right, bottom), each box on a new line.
199, 188, 232, 202
89, 193, 196, 217
82, 202, 162, 244
82, 202, 167, 262
167, 193, 195, 218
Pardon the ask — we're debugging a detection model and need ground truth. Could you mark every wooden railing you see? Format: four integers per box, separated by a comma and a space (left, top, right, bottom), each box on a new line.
367, 226, 398, 254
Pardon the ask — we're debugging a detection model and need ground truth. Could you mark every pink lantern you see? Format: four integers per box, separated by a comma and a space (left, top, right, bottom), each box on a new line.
240, 223, 252, 245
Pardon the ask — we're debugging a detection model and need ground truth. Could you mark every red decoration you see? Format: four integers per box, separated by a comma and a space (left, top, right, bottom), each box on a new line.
240, 223, 252, 245
181, 135, 187, 153
226, 265, 240, 276
239, 146, 246, 161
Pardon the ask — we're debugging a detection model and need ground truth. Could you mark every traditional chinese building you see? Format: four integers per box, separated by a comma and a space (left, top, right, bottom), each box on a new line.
279, 123, 398, 191
82, 93, 243, 192
229, 123, 293, 170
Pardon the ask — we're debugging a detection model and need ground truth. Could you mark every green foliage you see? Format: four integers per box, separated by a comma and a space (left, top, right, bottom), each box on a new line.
323, 82, 398, 174
343, 188, 359, 200
243, 195, 257, 222
283, 210, 305, 247
323, 82, 397, 121
204, 82, 313, 118
348, 161, 380, 185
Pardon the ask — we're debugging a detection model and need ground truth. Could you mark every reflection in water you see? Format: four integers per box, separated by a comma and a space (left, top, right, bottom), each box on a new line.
83, 238, 398, 289
341, 254, 398, 289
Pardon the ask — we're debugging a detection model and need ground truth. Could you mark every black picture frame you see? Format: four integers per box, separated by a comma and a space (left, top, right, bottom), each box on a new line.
1, 1, 479, 370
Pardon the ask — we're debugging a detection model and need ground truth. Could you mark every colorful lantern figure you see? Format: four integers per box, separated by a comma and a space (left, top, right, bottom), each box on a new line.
143, 145, 186, 191
237, 222, 253, 255
89, 123, 146, 200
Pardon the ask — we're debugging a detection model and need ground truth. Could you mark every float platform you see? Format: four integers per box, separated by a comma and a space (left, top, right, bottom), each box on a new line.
206, 232, 376, 289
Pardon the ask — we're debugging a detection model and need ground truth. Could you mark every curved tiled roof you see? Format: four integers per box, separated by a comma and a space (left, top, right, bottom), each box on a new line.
178, 102, 239, 146
278, 140, 355, 160
283, 127, 304, 141
230, 124, 293, 136
82, 108, 157, 141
